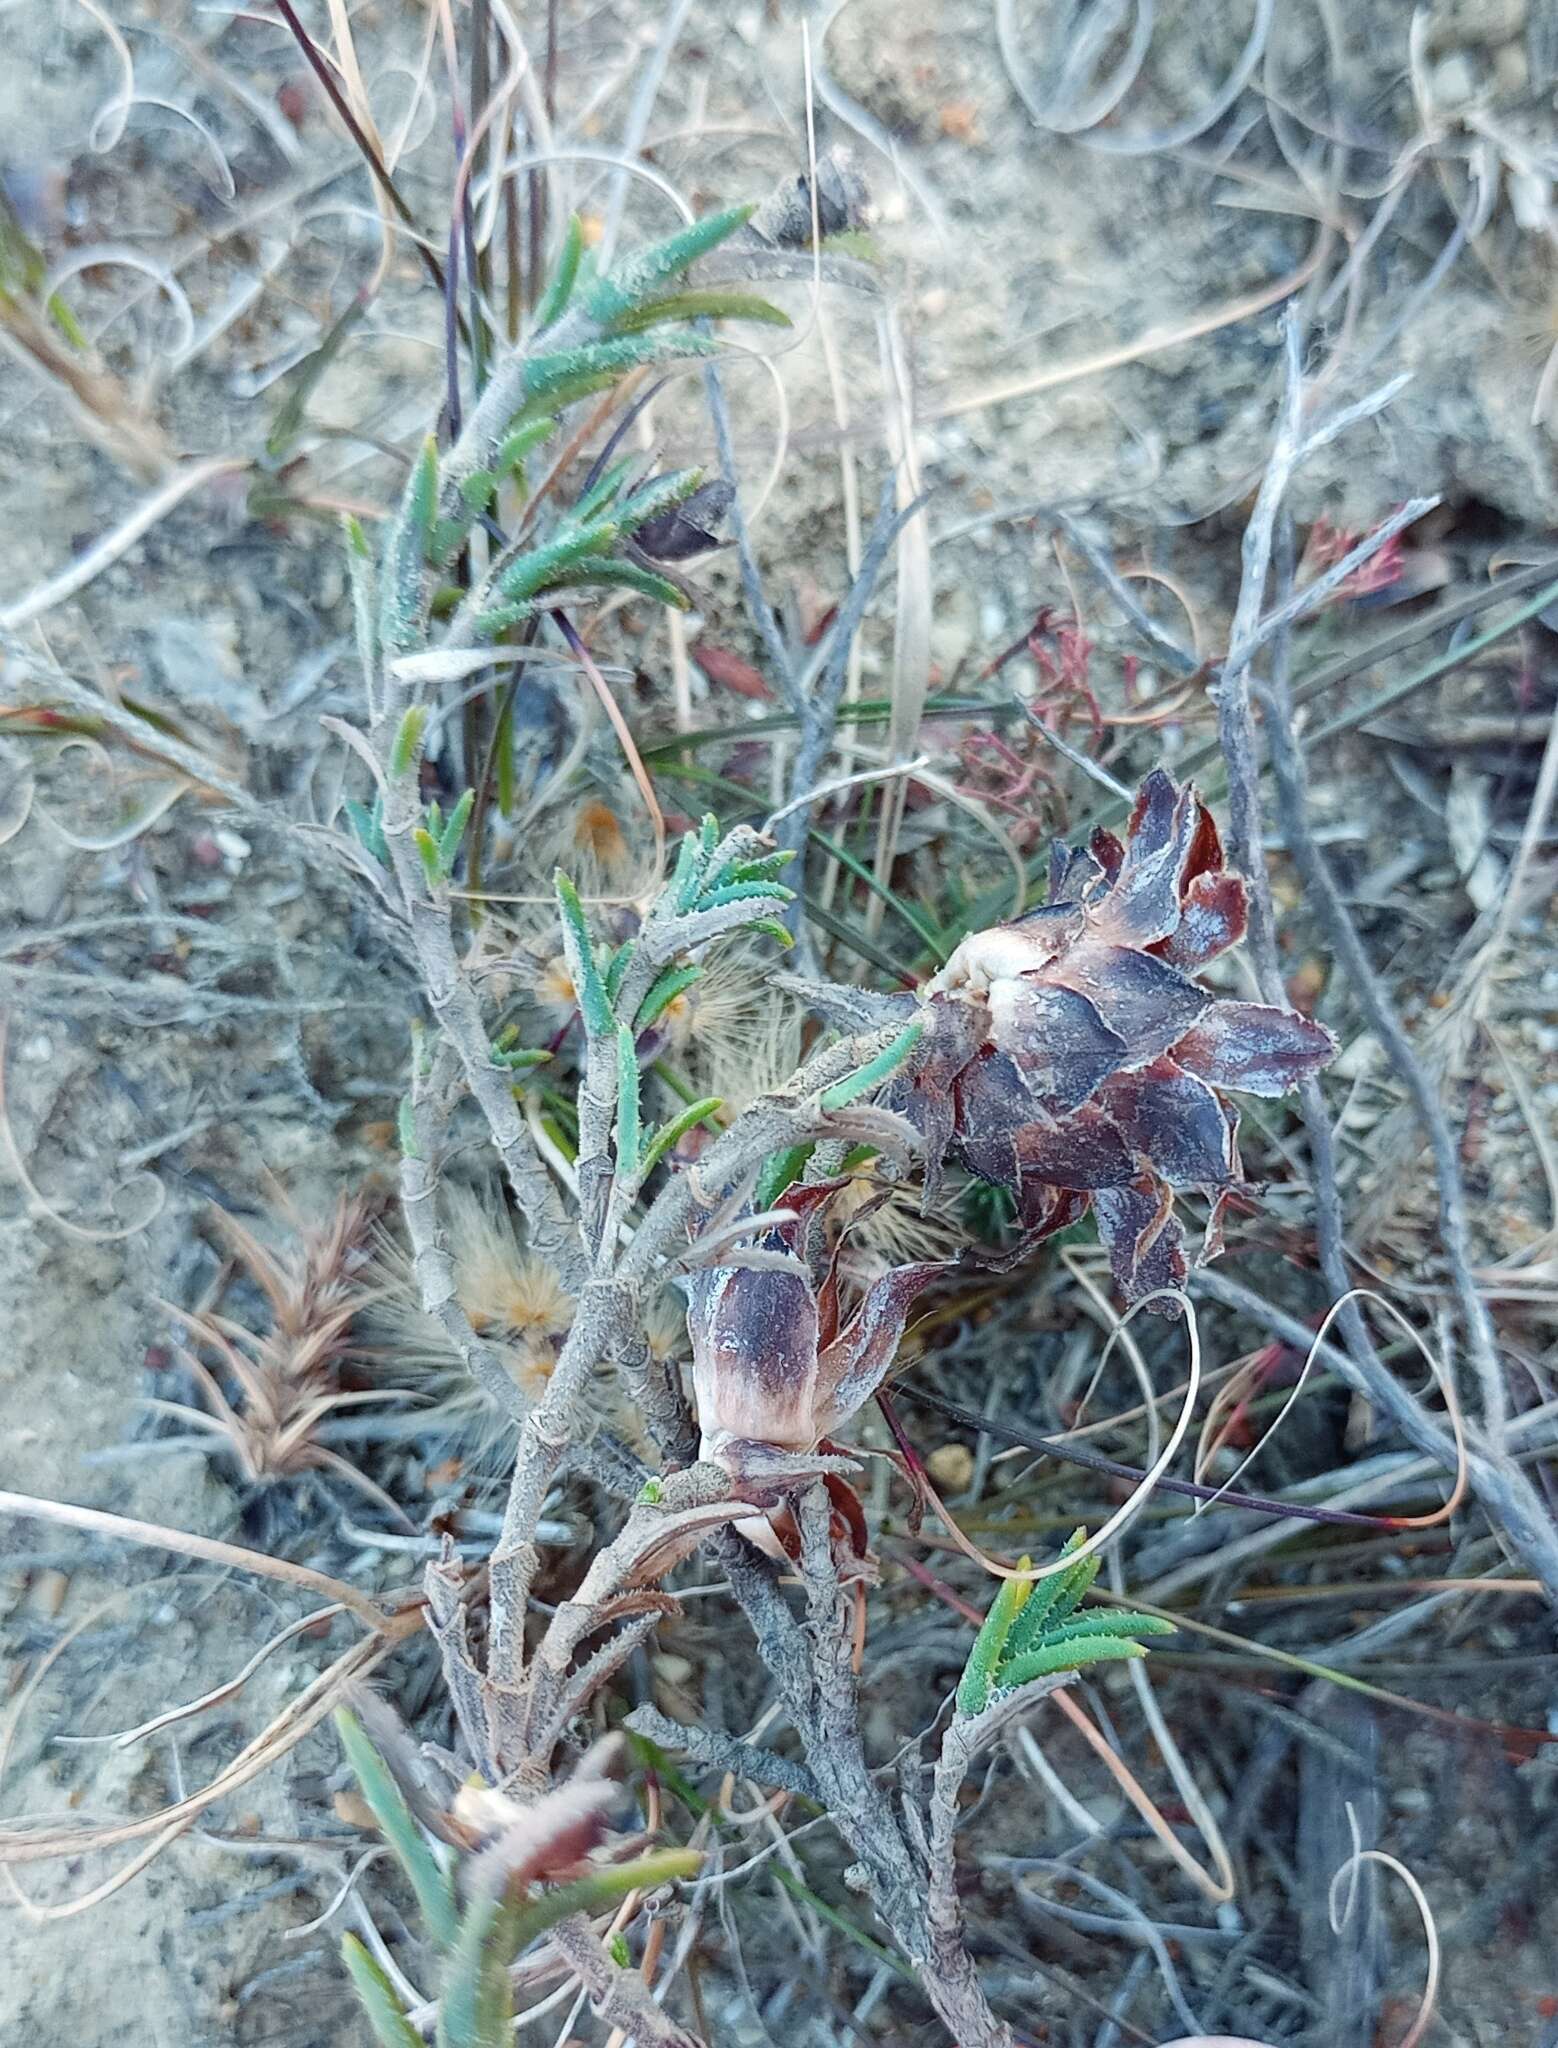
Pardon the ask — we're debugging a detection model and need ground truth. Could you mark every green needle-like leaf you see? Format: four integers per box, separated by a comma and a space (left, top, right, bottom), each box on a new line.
334, 1709, 457, 1949
437, 789, 475, 873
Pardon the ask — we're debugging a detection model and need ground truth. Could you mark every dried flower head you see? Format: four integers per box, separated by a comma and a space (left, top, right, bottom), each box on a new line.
687, 1180, 949, 1491
159, 1195, 395, 1505
368, 1185, 596, 1465
895, 771, 1335, 1306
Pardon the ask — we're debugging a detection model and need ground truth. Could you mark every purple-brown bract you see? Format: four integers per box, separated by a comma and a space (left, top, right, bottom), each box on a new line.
894, 769, 1336, 1308
687, 1180, 948, 1488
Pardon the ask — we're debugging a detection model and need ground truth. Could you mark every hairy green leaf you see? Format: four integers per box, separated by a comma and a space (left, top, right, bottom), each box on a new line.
996, 1635, 1150, 1688
413, 825, 442, 890
396, 1096, 419, 1159
546, 556, 691, 609
521, 333, 717, 412
343, 515, 379, 691
637, 962, 701, 1030
614, 466, 704, 532
572, 455, 639, 525
343, 796, 388, 865
581, 204, 754, 324
819, 1021, 923, 1112
1002, 1530, 1097, 1665
554, 872, 613, 1036
696, 877, 795, 912
390, 703, 428, 780
437, 789, 475, 873
955, 1559, 1033, 1718
753, 1142, 813, 1209
496, 518, 622, 602
437, 1893, 520, 2048
379, 436, 439, 652
604, 939, 636, 1005
638, 1095, 723, 1178
504, 1848, 702, 1954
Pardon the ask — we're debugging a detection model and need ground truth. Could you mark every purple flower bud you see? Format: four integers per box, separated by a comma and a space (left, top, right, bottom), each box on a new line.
687, 1184, 949, 1483
894, 773, 1335, 1308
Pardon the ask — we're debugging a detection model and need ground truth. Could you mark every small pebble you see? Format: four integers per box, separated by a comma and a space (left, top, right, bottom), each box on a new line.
926, 1442, 974, 1491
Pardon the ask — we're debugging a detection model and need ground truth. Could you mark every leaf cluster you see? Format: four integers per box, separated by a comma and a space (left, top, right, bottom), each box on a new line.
954, 1531, 1174, 1717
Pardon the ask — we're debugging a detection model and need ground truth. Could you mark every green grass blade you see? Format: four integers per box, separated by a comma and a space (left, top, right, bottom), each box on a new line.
534, 213, 584, 329
334, 1709, 457, 1949
611, 289, 792, 334
340, 1933, 422, 2048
